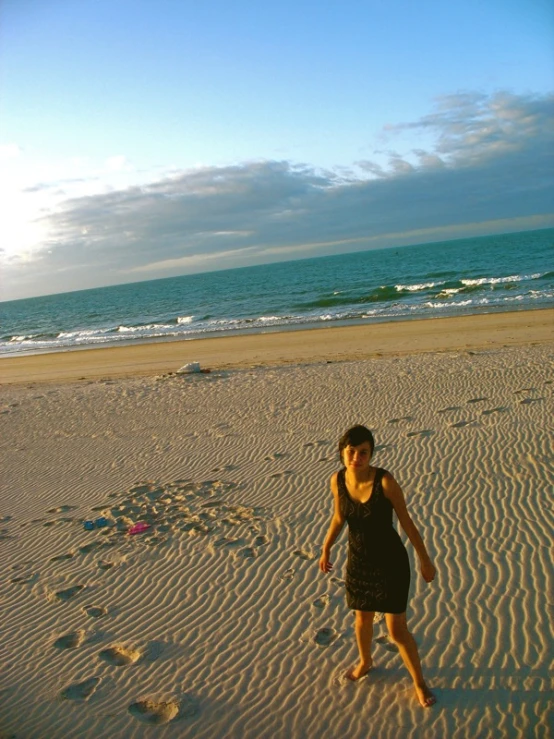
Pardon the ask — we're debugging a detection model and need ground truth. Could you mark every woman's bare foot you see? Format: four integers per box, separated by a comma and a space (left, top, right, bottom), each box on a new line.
415, 682, 436, 707
345, 660, 372, 681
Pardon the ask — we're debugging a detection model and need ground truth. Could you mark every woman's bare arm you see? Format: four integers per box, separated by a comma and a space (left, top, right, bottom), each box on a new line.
319, 473, 345, 573
382, 472, 436, 583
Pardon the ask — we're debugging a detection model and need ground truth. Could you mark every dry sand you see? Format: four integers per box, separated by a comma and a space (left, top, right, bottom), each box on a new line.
0, 312, 553, 738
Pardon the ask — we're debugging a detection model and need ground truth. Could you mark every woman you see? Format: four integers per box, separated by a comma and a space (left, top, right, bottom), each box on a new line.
319, 424, 436, 708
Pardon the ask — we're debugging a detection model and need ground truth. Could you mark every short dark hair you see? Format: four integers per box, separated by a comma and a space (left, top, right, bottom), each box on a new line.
338, 425, 375, 463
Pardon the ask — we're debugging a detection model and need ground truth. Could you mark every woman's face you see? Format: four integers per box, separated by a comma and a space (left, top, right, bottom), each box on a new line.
343, 441, 373, 470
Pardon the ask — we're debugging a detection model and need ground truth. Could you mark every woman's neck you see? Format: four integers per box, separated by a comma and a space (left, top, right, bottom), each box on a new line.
346, 465, 374, 485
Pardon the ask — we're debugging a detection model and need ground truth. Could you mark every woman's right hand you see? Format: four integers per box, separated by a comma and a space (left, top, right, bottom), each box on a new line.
319, 551, 333, 574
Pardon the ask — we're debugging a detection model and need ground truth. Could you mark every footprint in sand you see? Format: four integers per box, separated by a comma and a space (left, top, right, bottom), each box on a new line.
214, 536, 242, 548
313, 627, 338, 647
47, 505, 77, 514
481, 407, 509, 415
99, 645, 141, 666
54, 630, 86, 650
387, 416, 413, 424
450, 421, 471, 428
280, 568, 295, 581
235, 546, 257, 559
78, 542, 102, 555
466, 397, 488, 404
330, 577, 345, 586
55, 585, 84, 601
437, 406, 462, 414
254, 534, 269, 547
376, 635, 398, 652
130, 484, 156, 496
60, 677, 101, 701
374, 444, 393, 452
519, 397, 544, 405
292, 549, 316, 561
83, 605, 107, 618
97, 560, 115, 570
312, 595, 330, 609
43, 520, 65, 528
50, 552, 75, 563
10, 574, 38, 584
128, 699, 181, 725
406, 430, 434, 438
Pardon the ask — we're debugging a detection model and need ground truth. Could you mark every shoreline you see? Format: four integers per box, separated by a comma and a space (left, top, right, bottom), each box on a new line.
1, 308, 552, 385
3, 303, 554, 359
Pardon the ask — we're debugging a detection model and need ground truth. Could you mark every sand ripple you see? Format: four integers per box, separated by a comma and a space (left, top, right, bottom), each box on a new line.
0, 346, 552, 738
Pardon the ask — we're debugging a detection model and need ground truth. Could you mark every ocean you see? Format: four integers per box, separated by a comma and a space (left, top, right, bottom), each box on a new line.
1, 228, 552, 356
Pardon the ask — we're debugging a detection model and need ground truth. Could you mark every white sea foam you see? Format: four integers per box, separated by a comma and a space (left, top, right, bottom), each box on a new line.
57, 329, 105, 339
117, 324, 170, 333
395, 281, 438, 292
461, 273, 541, 287
437, 288, 461, 297
422, 299, 473, 309
177, 315, 194, 324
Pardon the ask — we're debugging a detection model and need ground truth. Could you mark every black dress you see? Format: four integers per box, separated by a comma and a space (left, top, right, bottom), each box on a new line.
338, 467, 410, 614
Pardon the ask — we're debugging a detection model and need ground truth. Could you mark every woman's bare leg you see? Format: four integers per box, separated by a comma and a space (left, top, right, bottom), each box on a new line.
385, 612, 436, 707
347, 610, 374, 680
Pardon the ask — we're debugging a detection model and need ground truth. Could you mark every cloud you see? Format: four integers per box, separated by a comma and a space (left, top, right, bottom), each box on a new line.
382, 90, 554, 168
2, 91, 553, 300
105, 155, 131, 172
0, 143, 22, 159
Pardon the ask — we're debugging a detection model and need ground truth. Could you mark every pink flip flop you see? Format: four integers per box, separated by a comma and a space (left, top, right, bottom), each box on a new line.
128, 522, 151, 535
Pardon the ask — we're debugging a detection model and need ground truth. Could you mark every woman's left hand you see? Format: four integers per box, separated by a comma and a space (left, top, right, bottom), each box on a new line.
420, 559, 436, 583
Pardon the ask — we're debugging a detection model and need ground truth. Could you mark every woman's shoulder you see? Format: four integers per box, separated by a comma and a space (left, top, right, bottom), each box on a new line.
376, 468, 395, 490
330, 468, 345, 490
379, 469, 403, 499
330, 468, 342, 482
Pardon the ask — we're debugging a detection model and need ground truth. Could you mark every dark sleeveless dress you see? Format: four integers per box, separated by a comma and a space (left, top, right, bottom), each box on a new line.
338, 467, 410, 613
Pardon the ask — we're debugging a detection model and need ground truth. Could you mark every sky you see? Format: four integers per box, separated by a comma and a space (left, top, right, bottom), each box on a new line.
1, 0, 553, 301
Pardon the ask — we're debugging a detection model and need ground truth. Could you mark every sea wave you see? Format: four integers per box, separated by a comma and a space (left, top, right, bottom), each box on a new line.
395, 281, 438, 292
461, 272, 542, 286
58, 328, 113, 339
117, 323, 171, 333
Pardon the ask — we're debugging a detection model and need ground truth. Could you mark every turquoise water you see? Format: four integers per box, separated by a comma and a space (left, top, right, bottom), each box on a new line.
1, 228, 552, 355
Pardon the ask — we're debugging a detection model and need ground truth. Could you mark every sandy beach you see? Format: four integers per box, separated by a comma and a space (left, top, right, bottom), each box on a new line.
1, 311, 552, 738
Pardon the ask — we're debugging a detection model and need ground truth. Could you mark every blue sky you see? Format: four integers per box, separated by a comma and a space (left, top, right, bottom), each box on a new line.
1, 0, 553, 300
